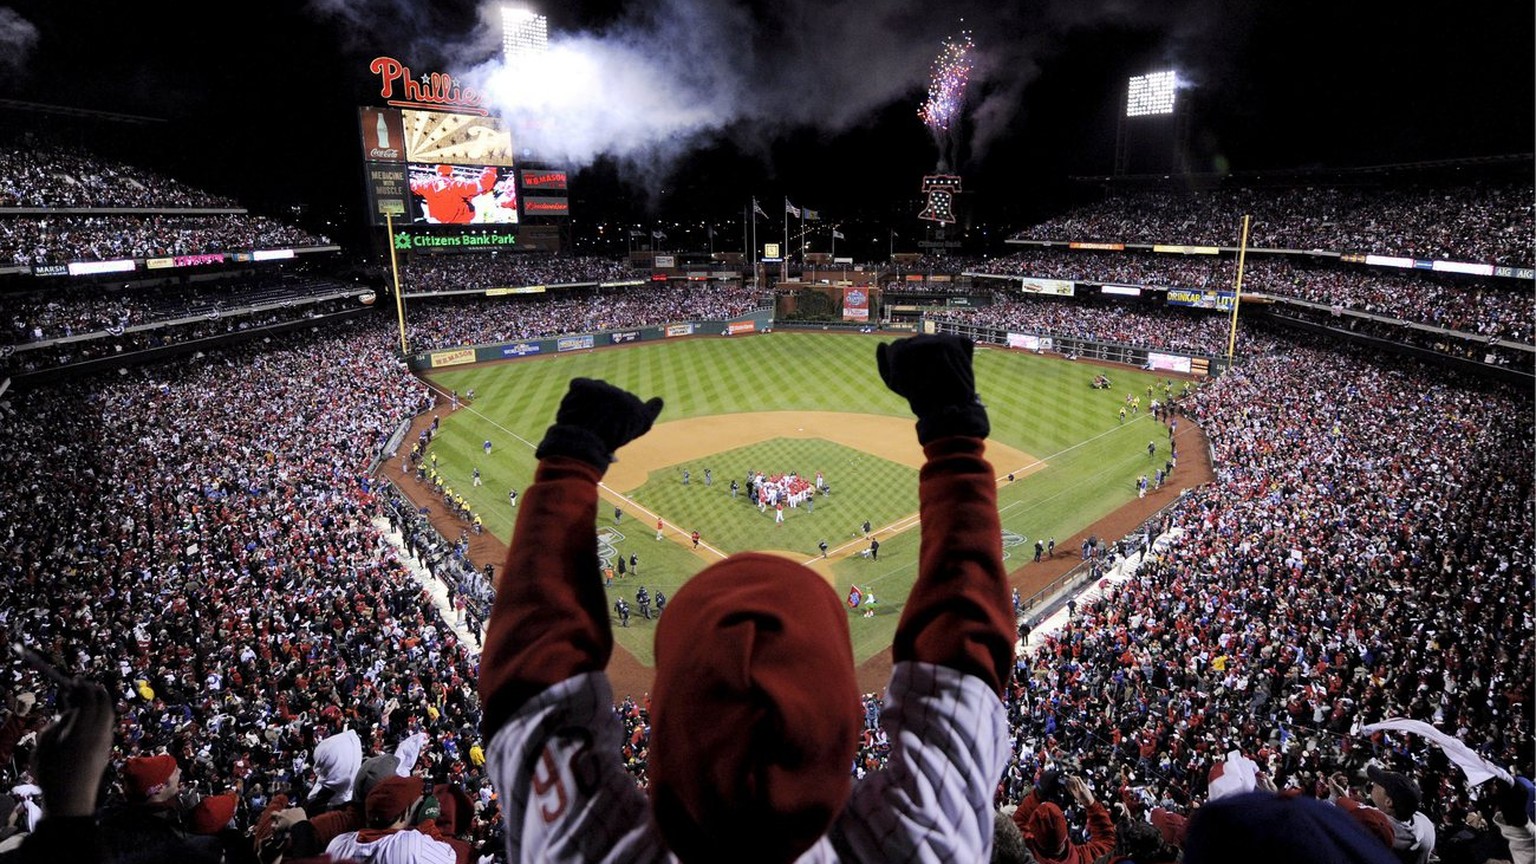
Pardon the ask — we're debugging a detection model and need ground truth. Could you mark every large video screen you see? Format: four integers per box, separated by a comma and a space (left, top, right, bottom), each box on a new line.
403, 109, 515, 166
404, 163, 519, 225
362, 106, 573, 226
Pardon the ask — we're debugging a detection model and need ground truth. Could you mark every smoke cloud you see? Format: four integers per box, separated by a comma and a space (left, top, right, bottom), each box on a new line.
313, 0, 1247, 184
0, 8, 39, 74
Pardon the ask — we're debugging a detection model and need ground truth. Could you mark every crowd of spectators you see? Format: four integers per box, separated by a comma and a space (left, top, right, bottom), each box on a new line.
936, 295, 1260, 357
399, 254, 642, 294
1011, 179, 1534, 266
977, 340, 1533, 862
0, 298, 366, 375
3, 272, 365, 346
0, 302, 1527, 861
0, 317, 513, 860
403, 281, 769, 350
0, 139, 332, 266
0, 214, 330, 267
965, 249, 1536, 344
0, 140, 239, 209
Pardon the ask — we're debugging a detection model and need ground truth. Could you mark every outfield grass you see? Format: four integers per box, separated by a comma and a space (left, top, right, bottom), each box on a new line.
422, 332, 1184, 664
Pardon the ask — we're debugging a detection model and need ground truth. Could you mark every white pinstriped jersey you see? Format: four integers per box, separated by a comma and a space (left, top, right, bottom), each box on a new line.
486, 662, 1009, 863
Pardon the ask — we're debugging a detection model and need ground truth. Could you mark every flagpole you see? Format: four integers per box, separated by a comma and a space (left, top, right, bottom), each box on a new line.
800, 210, 806, 268
782, 198, 789, 282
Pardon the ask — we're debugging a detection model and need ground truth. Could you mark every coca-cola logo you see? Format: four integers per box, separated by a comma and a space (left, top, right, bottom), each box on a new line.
369, 148, 402, 160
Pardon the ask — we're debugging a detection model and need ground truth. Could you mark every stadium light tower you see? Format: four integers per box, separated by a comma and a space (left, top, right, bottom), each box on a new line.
1115, 69, 1189, 176
1125, 70, 1178, 117
501, 4, 548, 65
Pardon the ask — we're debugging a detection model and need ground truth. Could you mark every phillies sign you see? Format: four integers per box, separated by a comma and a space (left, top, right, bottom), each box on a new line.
369, 57, 488, 115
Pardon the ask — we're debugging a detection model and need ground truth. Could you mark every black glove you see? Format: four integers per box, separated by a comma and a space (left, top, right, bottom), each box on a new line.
1036, 768, 1065, 803
535, 378, 664, 472
876, 334, 989, 443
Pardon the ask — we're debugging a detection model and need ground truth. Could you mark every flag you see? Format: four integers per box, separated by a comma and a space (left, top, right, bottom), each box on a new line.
832, 229, 845, 240
629, 229, 644, 237
846, 585, 863, 608
651, 230, 665, 240
1206, 751, 1259, 801
751, 198, 768, 219
1361, 718, 1513, 786
803, 208, 820, 221
785, 199, 800, 218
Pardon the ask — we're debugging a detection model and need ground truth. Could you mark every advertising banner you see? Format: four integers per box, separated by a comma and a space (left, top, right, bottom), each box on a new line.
557, 335, 595, 352
365, 162, 409, 221
1019, 277, 1075, 297
655, 255, 676, 268
500, 342, 541, 358
359, 107, 405, 162
522, 196, 569, 216
430, 348, 476, 368
842, 287, 870, 321
1006, 333, 1039, 351
485, 285, 546, 296
1165, 289, 1236, 311
1069, 241, 1125, 251
726, 321, 756, 335
31, 264, 68, 277
610, 330, 640, 344
666, 324, 694, 337
519, 170, 568, 191
1147, 352, 1193, 373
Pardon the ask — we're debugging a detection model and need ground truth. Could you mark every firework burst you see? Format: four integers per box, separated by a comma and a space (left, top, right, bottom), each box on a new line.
917, 32, 974, 133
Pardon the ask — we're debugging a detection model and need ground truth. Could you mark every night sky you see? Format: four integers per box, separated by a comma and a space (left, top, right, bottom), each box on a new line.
0, 0, 1530, 250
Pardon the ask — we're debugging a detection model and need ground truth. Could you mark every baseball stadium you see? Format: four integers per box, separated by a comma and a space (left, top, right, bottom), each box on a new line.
0, 2, 1530, 862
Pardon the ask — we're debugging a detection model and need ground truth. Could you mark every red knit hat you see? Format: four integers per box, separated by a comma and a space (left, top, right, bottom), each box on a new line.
1345, 805, 1395, 850
433, 783, 473, 836
123, 754, 178, 800
189, 793, 238, 835
1151, 806, 1189, 847
650, 553, 859, 863
1024, 801, 1070, 857
365, 776, 421, 827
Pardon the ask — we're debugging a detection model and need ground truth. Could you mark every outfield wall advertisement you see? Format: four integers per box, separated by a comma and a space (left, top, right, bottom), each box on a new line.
842, 287, 870, 321
406, 310, 774, 372
429, 348, 476, 368
1147, 352, 1194, 373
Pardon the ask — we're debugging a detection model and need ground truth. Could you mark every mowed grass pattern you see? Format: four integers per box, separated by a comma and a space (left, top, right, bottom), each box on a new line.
422, 333, 1187, 665
630, 439, 915, 557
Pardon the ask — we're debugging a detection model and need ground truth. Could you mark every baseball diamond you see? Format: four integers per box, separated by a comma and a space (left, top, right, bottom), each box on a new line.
404, 331, 1214, 694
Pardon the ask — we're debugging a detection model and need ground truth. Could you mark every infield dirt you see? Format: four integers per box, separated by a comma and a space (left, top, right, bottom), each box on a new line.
389, 407, 1214, 697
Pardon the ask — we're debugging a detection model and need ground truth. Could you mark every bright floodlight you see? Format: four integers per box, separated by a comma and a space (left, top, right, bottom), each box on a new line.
502, 5, 548, 64
1126, 70, 1177, 117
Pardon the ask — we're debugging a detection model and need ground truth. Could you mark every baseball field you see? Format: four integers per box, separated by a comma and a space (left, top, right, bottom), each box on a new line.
416, 331, 1190, 677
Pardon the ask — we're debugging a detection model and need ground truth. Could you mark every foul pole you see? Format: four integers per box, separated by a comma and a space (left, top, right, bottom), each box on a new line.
1225, 214, 1250, 365
387, 213, 409, 355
